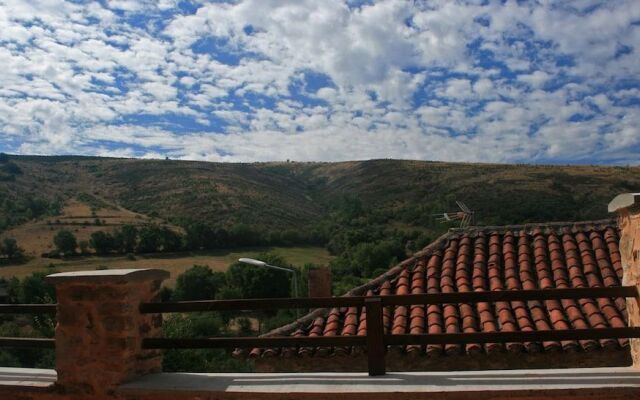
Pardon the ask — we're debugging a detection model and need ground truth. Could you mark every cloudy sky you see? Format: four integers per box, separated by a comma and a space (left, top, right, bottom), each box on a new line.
0, 0, 639, 163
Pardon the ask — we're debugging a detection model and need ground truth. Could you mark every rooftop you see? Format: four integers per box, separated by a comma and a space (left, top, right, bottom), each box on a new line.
243, 219, 630, 369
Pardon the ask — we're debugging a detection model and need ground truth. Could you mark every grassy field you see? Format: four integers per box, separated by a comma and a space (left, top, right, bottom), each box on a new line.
0, 246, 332, 286
0, 199, 174, 256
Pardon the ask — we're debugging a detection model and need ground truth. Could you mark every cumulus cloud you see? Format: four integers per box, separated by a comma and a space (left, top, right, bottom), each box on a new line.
0, 0, 638, 164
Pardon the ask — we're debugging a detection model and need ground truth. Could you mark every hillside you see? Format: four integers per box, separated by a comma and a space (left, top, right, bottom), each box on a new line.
1, 155, 639, 239
2, 198, 168, 256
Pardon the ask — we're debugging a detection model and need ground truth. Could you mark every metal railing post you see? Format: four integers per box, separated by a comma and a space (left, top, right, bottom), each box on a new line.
365, 297, 386, 376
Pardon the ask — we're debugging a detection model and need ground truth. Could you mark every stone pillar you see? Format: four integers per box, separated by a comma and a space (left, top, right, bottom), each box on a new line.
46, 269, 169, 397
609, 193, 640, 368
308, 266, 332, 298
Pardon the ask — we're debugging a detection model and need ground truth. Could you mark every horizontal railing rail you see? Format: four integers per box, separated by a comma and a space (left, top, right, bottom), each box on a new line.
0, 304, 57, 314
0, 337, 56, 348
140, 285, 640, 376
144, 335, 367, 349
0, 303, 56, 348
142, 327, 640, 349
386, 327, 640, 345
139, 286, 637, 313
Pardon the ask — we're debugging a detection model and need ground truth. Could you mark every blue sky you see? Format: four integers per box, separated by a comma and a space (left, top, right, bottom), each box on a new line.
0, 0, 638, 163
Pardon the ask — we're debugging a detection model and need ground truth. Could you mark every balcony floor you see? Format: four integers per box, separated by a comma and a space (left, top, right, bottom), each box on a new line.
3, 366, 640, 399
118, 367, 640, 396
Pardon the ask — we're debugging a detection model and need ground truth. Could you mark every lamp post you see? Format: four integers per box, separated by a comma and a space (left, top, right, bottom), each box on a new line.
238, 258, 300, 317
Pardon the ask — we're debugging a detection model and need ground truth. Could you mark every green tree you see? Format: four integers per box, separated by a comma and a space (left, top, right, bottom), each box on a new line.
78, 240, 90, 255
136, 225, 160, 253
225, 252, 291, 299
0, 273, 56, 368
337, 194, 365, 221
331, 239, 405, 278
53, 230, 77, 256
1, 238, 23, 260
161, 313, 252, 373
89, 231, 115, 255
159, 227, 183, 252
184, 222, 215, 250
215, 285, 242, 300
19, 272, 56, 304
228, 223, 263, 247
173, 265, 226, 301
113, 225, 137, 253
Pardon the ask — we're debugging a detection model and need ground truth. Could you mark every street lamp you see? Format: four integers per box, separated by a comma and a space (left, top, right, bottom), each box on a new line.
238, 258, 299, 299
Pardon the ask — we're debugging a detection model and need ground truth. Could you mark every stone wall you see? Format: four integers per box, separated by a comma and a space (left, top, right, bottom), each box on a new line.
610, 193, 640, 368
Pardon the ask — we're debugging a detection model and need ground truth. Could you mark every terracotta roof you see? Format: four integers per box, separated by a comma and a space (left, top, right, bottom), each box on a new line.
241, 219, 629, 359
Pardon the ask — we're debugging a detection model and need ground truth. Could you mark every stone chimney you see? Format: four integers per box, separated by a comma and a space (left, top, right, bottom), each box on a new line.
609, 193, 640, 368
308, 266, 332, 298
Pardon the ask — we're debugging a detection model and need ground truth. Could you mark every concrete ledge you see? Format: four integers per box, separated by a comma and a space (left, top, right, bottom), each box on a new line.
45, 268, 169, 283
609, 193, 640, 212
117, 367, 640, 399
0, 367, 56, 391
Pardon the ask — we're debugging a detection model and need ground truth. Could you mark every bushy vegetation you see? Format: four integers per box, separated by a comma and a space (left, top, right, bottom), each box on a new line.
0, 194, 62, 233
170, 253, 292, 302
225, 253, 292, 299
161, 313, 253, 373
53, 229, 77, 256
43, 194, 442, 294
0, 153, 22, 182
172, 265, 227, 301
161, 254, 296, 372
0, 272, 55, 368
0, 238, 25, 264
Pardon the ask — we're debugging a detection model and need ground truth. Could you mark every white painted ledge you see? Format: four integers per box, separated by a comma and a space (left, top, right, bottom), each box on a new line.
0, 367, 56, 389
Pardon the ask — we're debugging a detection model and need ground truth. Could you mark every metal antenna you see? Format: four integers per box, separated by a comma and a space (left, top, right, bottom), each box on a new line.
433, 201, 475, 228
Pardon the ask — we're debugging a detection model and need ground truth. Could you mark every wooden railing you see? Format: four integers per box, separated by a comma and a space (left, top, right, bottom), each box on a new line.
0, 304, 56, 348
140, 286, 640, 376
2, 287, 639, 375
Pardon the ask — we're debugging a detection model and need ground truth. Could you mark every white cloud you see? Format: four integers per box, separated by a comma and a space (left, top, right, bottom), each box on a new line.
518, 71, 549, 89
0, 0, 638, 164
441, 79, 474, 99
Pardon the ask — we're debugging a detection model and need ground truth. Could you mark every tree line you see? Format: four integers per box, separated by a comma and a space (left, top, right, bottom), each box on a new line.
47, 195, 439, 298
48, 221, 327, 257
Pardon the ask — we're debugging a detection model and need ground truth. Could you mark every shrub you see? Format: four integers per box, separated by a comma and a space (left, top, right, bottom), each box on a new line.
173, 265, 226, 301
53, 230, 77, 256
89, 231, 115, 255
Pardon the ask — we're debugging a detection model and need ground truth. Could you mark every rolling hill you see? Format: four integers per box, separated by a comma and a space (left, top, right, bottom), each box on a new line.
1, 155, 639, 241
